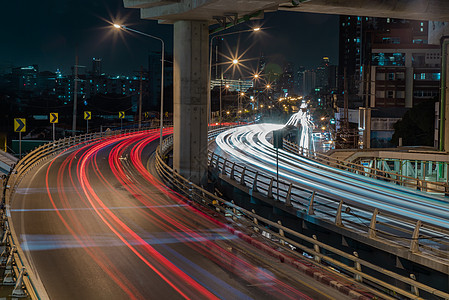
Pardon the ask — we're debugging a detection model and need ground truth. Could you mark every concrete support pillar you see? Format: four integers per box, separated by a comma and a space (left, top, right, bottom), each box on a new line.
173, 20, 209, 185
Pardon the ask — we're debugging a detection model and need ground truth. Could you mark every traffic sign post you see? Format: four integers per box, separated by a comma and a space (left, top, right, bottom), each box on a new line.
119, 111, 125, 131
84, 111, 91, 133
14, 118, 26, 159
50, 113, 58, 141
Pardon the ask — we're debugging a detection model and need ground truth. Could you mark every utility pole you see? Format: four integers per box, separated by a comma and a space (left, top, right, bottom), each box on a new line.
72, 55, 79, 136
139, 66, 143, 129
343, 67, 349, 131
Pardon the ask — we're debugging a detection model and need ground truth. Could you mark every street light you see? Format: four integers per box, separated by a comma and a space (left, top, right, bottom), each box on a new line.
113, 24, 165, 150
208, 27, 261, 125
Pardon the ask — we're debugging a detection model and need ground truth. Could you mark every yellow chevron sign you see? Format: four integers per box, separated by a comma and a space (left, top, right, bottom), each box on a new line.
50, 113, 58, 124
14, 118, 26, 132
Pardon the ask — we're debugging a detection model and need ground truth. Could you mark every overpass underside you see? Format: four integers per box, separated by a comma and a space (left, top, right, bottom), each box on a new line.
124, 0, 449, 184
125, 0, 449, 23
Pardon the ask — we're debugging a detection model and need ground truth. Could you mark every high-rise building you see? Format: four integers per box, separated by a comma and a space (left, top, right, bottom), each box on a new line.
303, 70, 316, 96
92, 58, 102, 77
339, 16, 429, 101
328, 65, 338, 91
316, 57, 330, 91
295, 66, 305, 95
279, 62, 295, 96
366, 23, 439, 147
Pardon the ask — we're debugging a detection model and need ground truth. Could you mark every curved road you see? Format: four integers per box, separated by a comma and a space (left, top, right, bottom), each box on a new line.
10, 129, 346, 299
214, 124, 449, 231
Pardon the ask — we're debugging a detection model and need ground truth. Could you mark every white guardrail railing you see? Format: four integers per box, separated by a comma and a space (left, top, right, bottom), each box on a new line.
2, 125, 164, 299
156, 127, 449, 300
282, 139, 449, 195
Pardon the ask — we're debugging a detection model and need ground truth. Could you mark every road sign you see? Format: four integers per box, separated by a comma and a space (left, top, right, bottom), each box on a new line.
165, 112, 168, 118
14, 118, 26, 132
84, 111, 91, 120
119, 111, 125, 119
50, 113, 58, 124
144, 112, 149, 118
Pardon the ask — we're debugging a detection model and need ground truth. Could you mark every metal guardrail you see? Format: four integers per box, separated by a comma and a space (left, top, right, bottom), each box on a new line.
2, 125, 164, 299
156, 129, 449, 300
208, 149, 449, 258
282, 139, 449, 195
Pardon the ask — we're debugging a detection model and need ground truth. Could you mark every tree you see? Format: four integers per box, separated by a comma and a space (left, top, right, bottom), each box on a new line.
392, 98, 437, 147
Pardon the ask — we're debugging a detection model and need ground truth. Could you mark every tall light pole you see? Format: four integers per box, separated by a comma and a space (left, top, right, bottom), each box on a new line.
114, 24, 165, 148
208, 27, 261, 125
72, 55, 78, 136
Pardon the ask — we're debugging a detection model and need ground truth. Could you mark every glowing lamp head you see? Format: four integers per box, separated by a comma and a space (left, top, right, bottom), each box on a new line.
254, 74, 259, 78
266, 84, 271, 89
113, 24, 122, 29
253, 27, 261, 32
240, 92, 245, 96
232, 59, 239, 65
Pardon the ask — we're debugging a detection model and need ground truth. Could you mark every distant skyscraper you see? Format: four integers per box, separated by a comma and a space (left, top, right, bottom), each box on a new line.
303, 70, 316, 96
316, 57, 330, 91
295, 66, 305, 95
258, 53, 266, 74
279, 62, 295, 95
92, 58, 102, 77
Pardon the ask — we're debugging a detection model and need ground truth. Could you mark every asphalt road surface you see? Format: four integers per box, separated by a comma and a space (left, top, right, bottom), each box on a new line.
10, 130, 350, 300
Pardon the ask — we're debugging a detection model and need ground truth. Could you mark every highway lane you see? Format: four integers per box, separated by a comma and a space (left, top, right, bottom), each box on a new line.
214, 124, 449, 232
10, 130, 345, 300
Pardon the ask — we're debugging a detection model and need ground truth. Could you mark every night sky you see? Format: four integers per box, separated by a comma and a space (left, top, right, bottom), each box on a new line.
0, 0, 339, 76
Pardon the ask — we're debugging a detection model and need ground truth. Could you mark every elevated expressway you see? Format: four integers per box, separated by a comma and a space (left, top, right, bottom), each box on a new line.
3, 128, 362, 300
209, 123, 449, 297
122, 0, 449, 188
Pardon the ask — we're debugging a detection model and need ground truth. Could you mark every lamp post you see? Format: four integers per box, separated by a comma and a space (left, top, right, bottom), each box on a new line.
208, 27, 261, 125
114, 24, 165, 148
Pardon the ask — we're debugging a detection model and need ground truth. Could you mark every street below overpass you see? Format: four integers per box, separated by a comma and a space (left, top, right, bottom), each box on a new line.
10, 130, 355, 299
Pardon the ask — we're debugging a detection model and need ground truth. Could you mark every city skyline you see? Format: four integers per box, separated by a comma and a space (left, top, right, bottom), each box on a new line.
0, 0, 339, 76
